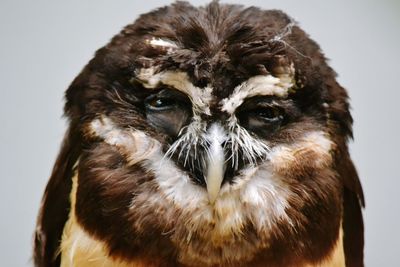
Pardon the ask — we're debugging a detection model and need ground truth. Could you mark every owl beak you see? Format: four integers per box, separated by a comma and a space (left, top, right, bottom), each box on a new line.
205, 124, 227, 204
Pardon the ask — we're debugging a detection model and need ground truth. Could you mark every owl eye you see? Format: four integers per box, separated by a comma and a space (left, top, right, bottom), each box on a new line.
145, 89, 192, 137
146, 97, 179, 110
252, 107, 283, 122
236, 98, 284, 137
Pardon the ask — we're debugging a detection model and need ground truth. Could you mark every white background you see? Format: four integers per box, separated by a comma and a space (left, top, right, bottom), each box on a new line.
1, 0, 399, 266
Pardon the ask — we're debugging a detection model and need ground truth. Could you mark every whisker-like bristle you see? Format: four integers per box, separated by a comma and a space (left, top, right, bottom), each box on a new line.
163, 117, 269, 178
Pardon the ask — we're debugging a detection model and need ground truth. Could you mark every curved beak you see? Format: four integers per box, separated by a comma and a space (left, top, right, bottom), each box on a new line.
204, 124, 227, 204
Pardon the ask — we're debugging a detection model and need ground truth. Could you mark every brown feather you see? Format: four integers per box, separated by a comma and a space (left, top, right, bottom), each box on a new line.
34, 125, 81, 267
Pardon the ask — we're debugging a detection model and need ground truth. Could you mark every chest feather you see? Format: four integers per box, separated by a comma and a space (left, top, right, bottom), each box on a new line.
60, 174, 345, 267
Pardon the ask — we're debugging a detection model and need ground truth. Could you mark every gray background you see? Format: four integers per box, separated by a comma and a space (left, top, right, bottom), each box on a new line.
1, 0, 399, 266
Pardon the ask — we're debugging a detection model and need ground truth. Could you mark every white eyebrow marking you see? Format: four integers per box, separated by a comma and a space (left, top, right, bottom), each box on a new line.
220, 65, 295, 114
136, 68, 213, 115
147, 37, 178, 50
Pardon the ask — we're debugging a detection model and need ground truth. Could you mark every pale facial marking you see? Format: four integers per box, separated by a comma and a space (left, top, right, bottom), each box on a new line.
90, 117, 159, 165
269, 131, 333, 170
136, 69, 212, 115
147, 37, 178, 50
220, 65, 295, 114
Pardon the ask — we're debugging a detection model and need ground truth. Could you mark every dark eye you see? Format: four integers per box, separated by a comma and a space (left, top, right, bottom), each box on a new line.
146, 97, 178, 110
236, 98, 285, 137
144, 89, 192, 138
252, 106, 283, 122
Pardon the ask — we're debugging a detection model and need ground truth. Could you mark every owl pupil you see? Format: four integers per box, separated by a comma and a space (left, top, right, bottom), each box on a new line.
256, 108, 273, 118
146, 97, 177, 110
254, 107, 282, 121
236, 101, 284, 138
144, 89, 192, 138
155, 99, 163, 106
154, 98, 171, 108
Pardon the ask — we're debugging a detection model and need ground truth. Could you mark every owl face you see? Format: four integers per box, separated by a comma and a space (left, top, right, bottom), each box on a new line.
36, 2, 364, 267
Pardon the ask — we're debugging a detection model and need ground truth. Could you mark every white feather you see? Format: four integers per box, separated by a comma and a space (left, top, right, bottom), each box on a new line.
148, 37, 178, 49
220, 71, 294, 114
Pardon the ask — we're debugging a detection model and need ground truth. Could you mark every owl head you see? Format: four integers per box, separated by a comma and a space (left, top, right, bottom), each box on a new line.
34, 2, 364, 267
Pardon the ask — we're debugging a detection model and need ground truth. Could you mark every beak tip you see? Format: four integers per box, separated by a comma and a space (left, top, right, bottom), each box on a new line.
206, 183, 221, 204
208, 194, 217, 204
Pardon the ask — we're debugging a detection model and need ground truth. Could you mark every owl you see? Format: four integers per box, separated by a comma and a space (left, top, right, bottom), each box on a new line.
34, 2, 364, 267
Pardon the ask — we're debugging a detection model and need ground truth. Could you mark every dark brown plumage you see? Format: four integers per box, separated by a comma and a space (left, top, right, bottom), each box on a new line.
34, 2, 364, 267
